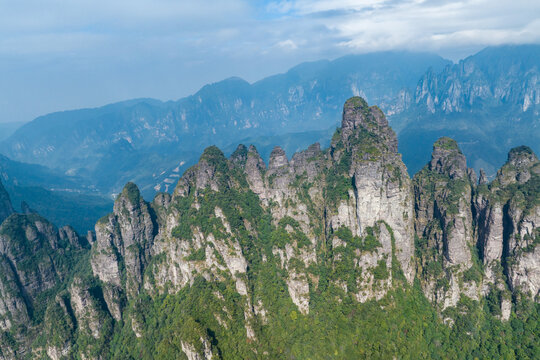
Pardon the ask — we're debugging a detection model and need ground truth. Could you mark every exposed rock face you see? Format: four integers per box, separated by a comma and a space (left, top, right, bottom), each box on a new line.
69, 277, 113, 359
0, 181, 13, 224
338, 98, 415, 283
497, 146, 538, 186
414, 137, 479, 308
414, 46, 540, 115
44, 294, 75, 360
0, 255, 29, 331
479, 169, 488, 185
494, 148, 540, 300
85, 98, 539, 326
0, 215, 71, 302
91, 182, 156, 305
269, 146, 289, 170
0, 213, 89, 357
472, 145, 540, 318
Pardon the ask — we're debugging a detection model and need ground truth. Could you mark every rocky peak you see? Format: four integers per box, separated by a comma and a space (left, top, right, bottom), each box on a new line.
497, 146, 540, 185
59, 225, 87, 249
0, 180, 14, 224
479, 169, 488, 185
175, 146, 229, 195
339, 96, 398, 154
229, 144, 249, 166
429, 137, 467, 179
247, 145, 266, 170
508, 146, 538, 168
306, 142, 321, 157
290, 143, 321, 164
114, 181, 156, 250
508, 146, 538, 167
243, 145, 267, 196
92, 182, 156, 299
115, 182, 144, 213
269, 146, 288, 171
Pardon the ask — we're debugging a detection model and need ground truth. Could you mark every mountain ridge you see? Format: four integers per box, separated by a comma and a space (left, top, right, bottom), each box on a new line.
0, 97, 538, 359
0, 50, 452, 197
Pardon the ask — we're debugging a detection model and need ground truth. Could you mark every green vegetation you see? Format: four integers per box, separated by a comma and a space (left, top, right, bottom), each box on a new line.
372, 259, 390, 280
345, 96, 370, 110
122, 182, 142, 204
99, 277, 540, 360
186, 247, 206, 261
509, 145, 534, 158
414, 165, 470, 215
334, 226, 382, 253
324, 149, 352, 205
491, 171, 540, 213
434, 137, 459, 151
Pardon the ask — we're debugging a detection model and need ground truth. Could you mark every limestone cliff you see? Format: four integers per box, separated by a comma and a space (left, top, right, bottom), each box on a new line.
1, 97, 539, 359
414, 137, 479, 309
475, 146, 540, 318
0, 213, 89, 358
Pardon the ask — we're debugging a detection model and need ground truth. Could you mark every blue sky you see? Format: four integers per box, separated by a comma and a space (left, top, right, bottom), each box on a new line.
0, 0, 539, 123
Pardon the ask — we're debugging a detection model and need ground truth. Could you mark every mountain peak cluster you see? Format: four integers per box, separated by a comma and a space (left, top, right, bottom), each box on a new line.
0, 96, 538, 359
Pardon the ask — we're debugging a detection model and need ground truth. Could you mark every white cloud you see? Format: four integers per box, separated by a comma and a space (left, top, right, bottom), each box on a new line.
276, 0, 539, 59
276, 39, 298, 50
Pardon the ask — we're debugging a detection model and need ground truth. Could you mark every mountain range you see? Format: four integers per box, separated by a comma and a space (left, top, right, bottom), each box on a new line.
0, 97, 538, 359
0, 51, 451, 197
0, 154, 111, 233
0, 44, 538, 233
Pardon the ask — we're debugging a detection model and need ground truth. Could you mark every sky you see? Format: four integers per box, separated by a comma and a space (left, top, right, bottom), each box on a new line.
0, 0, 539, 124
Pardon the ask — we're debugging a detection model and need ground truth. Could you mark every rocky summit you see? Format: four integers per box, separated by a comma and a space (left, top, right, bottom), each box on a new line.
0, 97, 539, 359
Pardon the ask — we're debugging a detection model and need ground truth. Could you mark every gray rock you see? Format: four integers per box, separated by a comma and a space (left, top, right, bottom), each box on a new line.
92, 182, 156, 299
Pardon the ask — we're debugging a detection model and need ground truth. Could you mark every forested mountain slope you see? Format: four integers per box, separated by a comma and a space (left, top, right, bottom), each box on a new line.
0, 97, 538, 359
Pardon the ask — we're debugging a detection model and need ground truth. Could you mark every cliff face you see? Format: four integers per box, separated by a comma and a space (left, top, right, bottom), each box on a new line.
414, 137, 479, 310
0, 213, 89, 358
91, 182, 156, 321
476, 146, 540, 311
0, 97, 539, 359
414, 46, 540, 114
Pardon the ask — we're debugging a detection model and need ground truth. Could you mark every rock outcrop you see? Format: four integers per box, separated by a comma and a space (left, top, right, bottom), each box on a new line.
91, 182, 156, 316
475, 145, 540, 315
414, 137, 479, 309
0, 213, 89, 358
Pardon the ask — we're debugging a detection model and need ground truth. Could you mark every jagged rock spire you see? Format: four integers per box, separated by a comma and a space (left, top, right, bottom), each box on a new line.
497, 145, 540, 185
479, 169, 488, 185
229, 144, 248, 166
429, 137, 467, 179
92, 181, 156, 302
339, 96, 398, 153
269, 146, 288, 171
